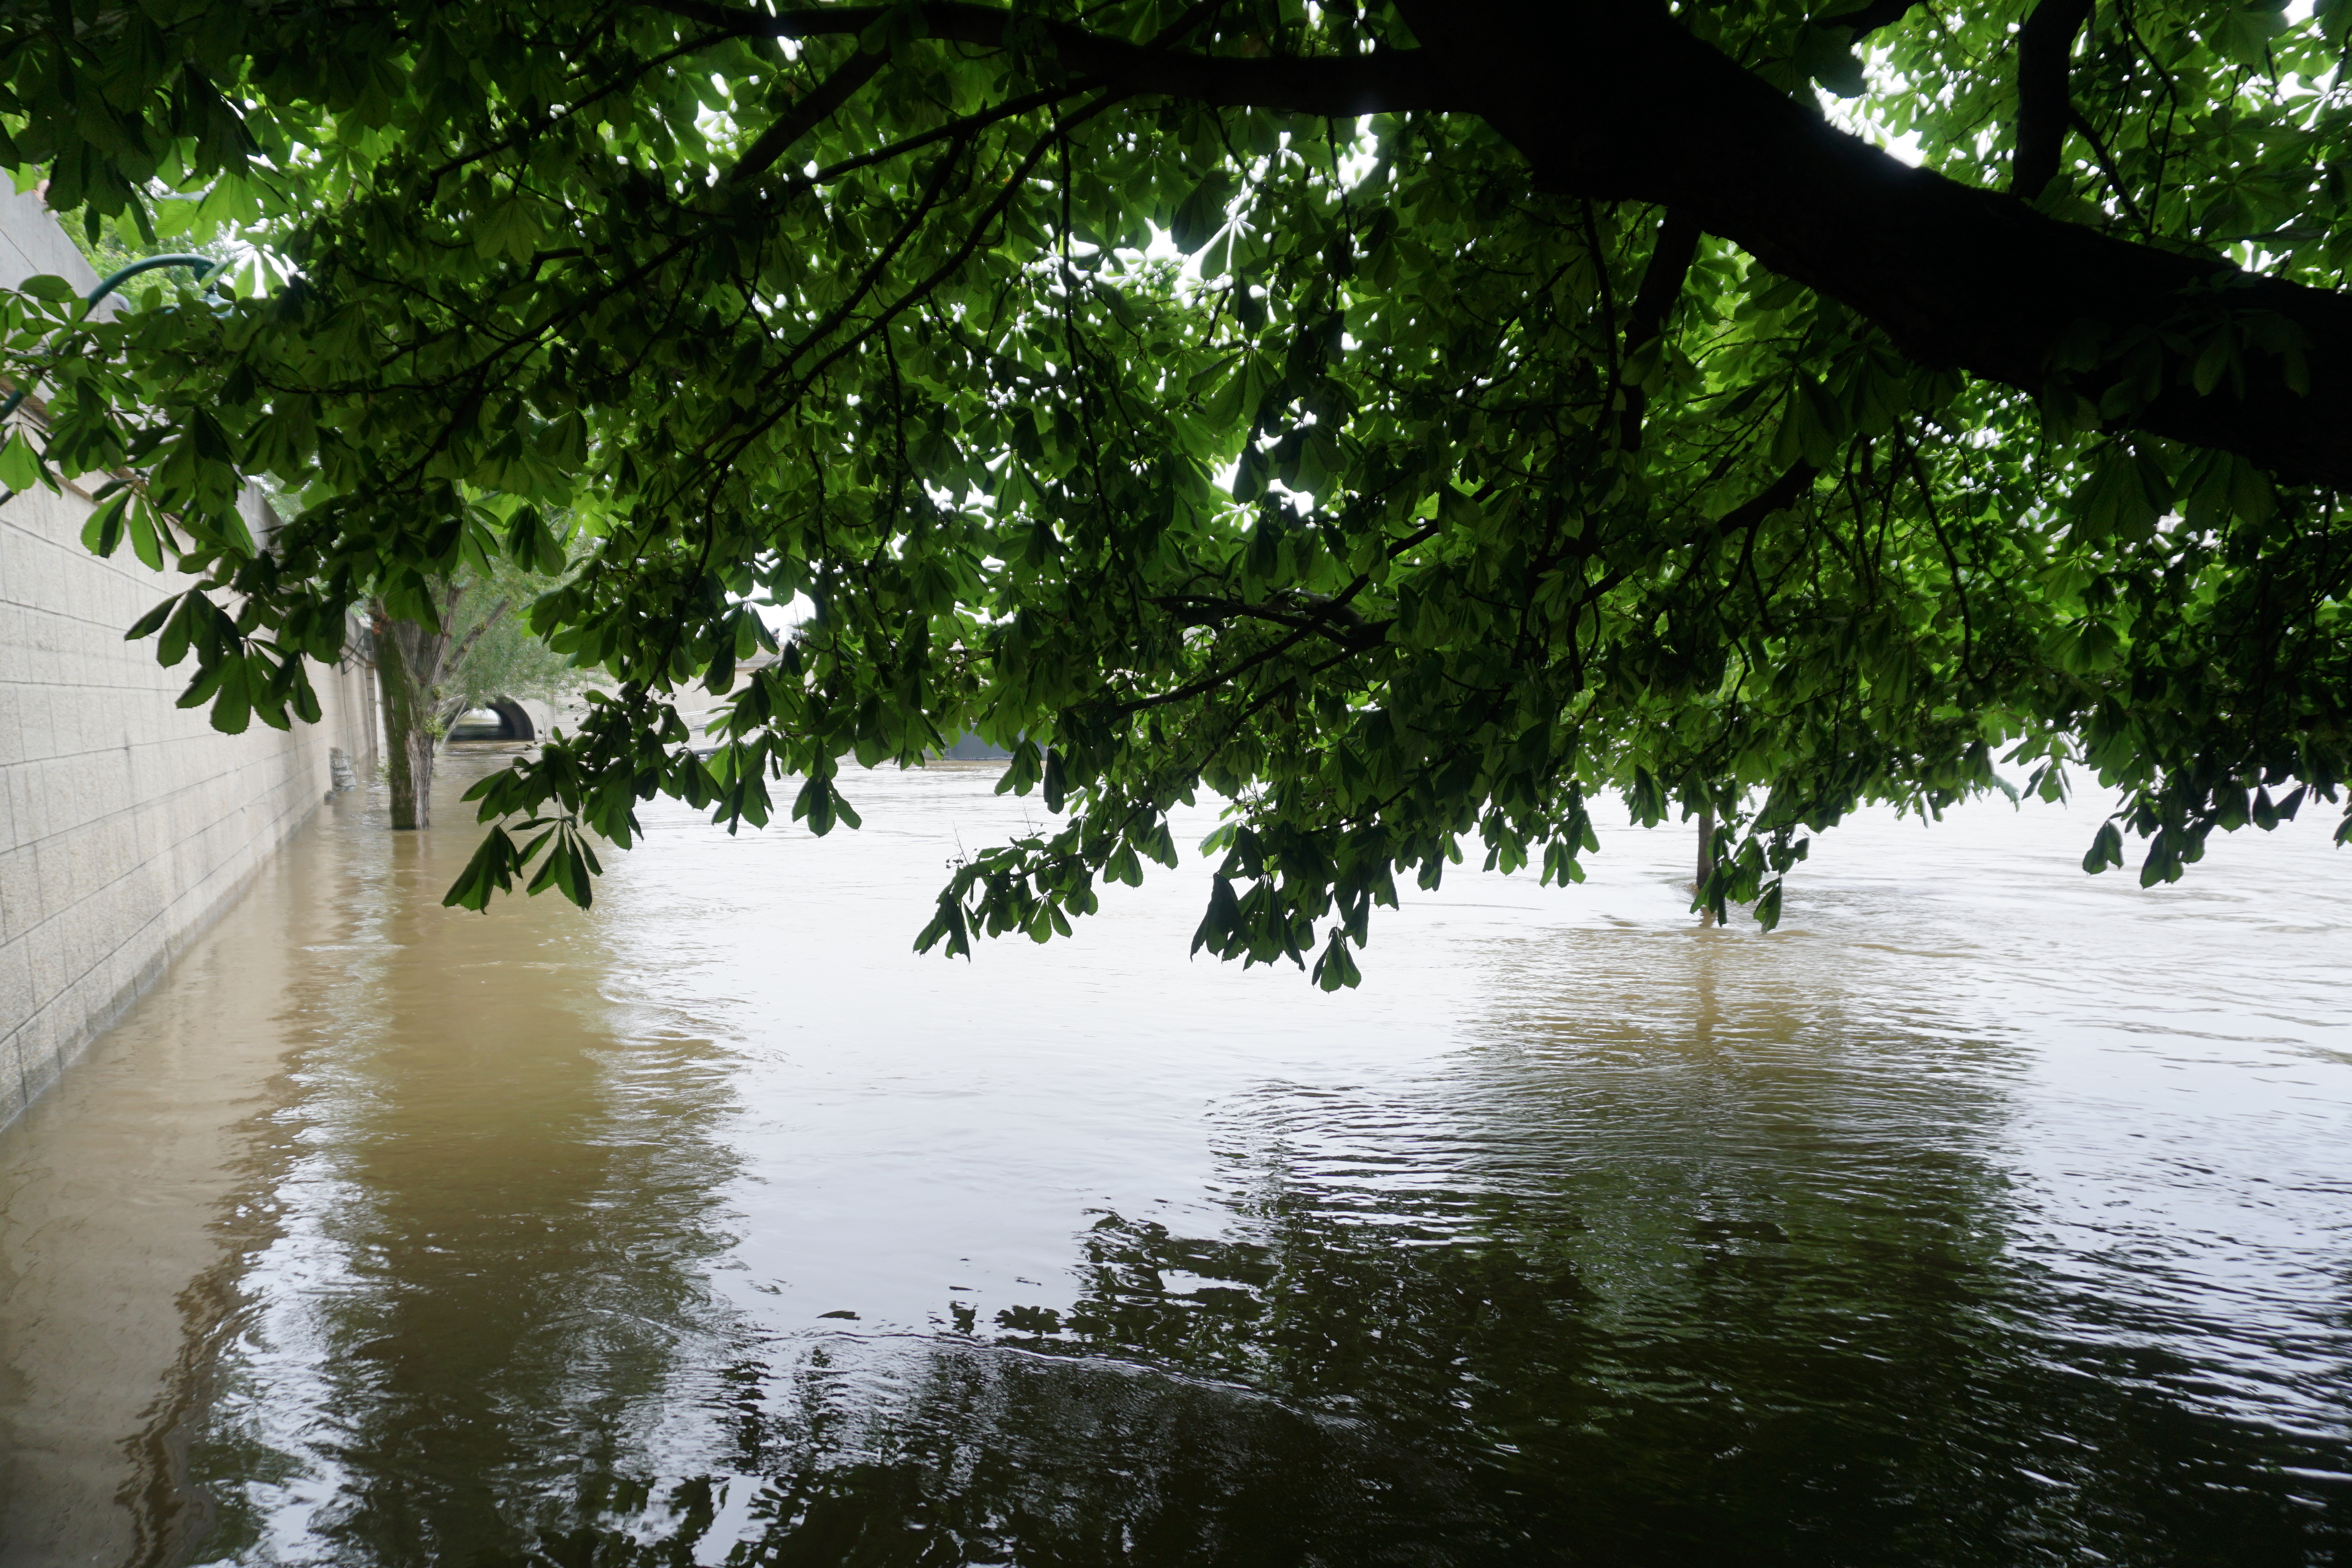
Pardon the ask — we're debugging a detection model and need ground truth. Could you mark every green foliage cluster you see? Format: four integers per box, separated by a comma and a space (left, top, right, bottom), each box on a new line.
0, 0, 2345, 977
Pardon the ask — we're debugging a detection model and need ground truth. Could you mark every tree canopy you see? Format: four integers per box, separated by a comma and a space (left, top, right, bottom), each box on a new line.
1, 0, 2346, 981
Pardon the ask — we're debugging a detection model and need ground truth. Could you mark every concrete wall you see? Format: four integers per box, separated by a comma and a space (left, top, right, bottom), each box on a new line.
0, 183, 99, 301
0, 186, 380, 1128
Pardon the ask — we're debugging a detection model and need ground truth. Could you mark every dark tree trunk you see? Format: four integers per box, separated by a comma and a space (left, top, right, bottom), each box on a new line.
371, 600, 456, 832
2010, 0, 2096, 200
1695, 801, 1716, 926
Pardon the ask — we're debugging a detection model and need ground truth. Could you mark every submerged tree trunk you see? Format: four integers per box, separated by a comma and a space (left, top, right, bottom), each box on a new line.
1695, 802, 1716, 927
370, 596, 459, 831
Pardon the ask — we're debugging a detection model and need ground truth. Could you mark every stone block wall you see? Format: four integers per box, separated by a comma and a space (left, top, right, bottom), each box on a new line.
0, 186, 380, 1127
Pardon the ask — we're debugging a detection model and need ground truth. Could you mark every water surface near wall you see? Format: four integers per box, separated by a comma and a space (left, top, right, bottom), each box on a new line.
0, 751, 2346, 1565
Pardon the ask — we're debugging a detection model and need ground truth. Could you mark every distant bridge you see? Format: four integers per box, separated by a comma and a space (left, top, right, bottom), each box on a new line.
447, 699, 555, 743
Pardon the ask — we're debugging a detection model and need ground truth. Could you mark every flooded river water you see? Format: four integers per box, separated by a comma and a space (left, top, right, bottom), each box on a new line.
1, 749, 2347, 1566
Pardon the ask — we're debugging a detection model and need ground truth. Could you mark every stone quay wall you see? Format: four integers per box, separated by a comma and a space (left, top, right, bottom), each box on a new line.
0, 186, 381, 1127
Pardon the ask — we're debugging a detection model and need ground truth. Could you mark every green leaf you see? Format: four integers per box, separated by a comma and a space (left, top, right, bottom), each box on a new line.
1793, 24, 1866, 96
2082, 821, 2124, 874
126, 499, 163, 570
80, 492, 129, 556
2071, 440, 2171, 542
125, 594, 178, 641
1199, 228, 1232, 279
2214, 4, 2288, 68
1041, 747, 1067, 813
0, 432, 43, 493
1774, 375, 1845, 469
442, 827, 522, 912
208, 656, 252, 734
476, 192, 543, 265
1170, 173, 1234, 255
1311, 927, 1362, 991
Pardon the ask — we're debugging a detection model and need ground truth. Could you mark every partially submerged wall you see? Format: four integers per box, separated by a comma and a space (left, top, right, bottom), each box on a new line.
0, 186, 380, 1126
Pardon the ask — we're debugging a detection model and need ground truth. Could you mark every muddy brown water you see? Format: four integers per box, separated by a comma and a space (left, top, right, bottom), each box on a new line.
1, 748, 2346, 1566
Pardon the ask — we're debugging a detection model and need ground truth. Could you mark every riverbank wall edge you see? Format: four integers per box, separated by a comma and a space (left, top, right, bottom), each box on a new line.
0, 186, 382, 1129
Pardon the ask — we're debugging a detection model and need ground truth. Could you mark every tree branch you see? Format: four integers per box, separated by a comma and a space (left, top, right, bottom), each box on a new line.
1619, 206, 1700, 450
2012, 0, 2094, 200
441, 596, 513, 684
721, 47, 888, 188
1815, 0, 1922, 44
656, 0, 2352, 487
1393, 0, 2352, 489
1153, 591, 1374, 644
1710, 462, 1818, 541
650, 1, 1454, 114
2067, 105, 2150, 236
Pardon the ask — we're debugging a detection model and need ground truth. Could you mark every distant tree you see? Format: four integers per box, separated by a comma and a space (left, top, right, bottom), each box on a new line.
1, 0, 2345, 958
371, 558, 580, 830
434, 574, 584, 732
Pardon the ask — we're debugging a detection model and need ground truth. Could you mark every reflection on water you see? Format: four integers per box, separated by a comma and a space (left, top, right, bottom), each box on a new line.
0, 750, 2347, 1565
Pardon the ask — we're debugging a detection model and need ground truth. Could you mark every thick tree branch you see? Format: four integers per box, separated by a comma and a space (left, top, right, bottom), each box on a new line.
1395, 0, 2352, 490
1815, 0, 1922, 43
1154, 592, 1373, 644
721, 46, 887, 188
656, 0, 2350, 486
1710, 463, 1818, 541
440, 596, 512, 683
2012, 0, 2094, 200
653, 1, 1452, 114
1619, 207, 1700, 449
1624, 209, 1700, 352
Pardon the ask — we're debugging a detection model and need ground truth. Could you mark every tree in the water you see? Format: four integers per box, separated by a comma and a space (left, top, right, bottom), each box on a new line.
1, 0, 2346, 956
369, 585, 461, 833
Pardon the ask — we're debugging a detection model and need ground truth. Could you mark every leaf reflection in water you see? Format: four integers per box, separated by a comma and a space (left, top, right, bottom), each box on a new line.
480, 1339, 1485, 1567
488, 1144, 2347, 1568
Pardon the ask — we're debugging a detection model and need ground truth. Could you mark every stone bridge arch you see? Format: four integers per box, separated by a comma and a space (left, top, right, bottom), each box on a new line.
448, 698, 553, 742
485, 698, 534, 740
